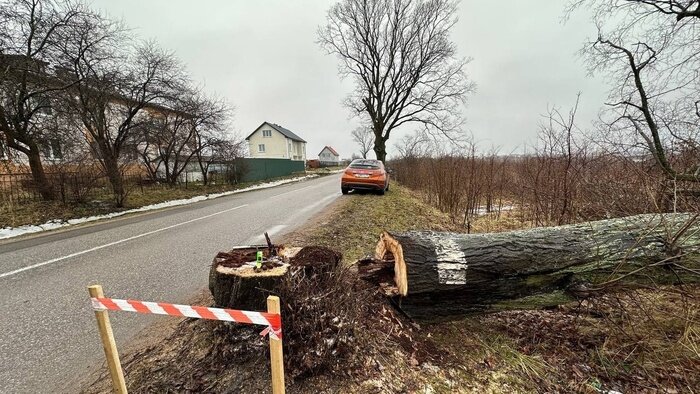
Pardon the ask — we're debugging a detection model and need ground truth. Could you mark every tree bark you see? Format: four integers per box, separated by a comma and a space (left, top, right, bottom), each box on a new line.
26, 145, 55, 200
370, 213, 700, 322
373, 135, 387, 162
100, 151, 126, 207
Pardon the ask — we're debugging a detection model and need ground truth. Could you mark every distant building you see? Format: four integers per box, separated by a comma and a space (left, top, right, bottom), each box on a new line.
245, 122, 307, 161
318, 146, 340, 166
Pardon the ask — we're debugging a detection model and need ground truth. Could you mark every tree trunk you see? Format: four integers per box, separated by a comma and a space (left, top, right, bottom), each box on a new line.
368, 213, 700, 322
197, 154, 208, 186
102, 154, 125, 207
26, 146, 55, 200
373, 134, 387, 162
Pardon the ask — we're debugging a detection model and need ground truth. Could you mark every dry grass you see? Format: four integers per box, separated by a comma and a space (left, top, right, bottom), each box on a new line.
0, 173, 312, 229
285, 183, 460, 262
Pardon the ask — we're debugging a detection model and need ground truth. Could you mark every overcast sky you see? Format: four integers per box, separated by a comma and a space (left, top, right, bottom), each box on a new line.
90, 0, 610, 159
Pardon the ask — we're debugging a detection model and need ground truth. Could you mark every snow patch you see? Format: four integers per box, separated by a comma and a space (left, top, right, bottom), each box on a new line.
473, 204, 515, 216
0, 175, 318, 240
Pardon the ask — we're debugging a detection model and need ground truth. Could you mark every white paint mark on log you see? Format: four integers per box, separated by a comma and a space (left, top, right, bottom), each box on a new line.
433, 236, 468, 285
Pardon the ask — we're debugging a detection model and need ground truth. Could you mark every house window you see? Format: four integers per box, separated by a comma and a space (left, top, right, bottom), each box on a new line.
258, 144, 266, 152
263, 130, 272, 137
42, 138, 63, 160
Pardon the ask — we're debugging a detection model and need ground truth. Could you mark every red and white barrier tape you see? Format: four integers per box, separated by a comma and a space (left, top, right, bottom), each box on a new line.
91, 297, 282, 339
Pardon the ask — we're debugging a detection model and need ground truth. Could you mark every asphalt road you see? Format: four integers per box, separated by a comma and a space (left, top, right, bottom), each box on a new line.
0, 173, 342, 393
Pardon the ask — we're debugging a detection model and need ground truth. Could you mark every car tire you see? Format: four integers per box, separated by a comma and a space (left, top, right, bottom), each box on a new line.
377, 188, 385, 195
341, 187, 349, 195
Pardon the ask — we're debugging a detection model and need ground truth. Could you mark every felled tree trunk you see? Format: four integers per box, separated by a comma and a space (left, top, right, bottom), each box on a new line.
209, 245, 342, 311
368, 213, 700, 322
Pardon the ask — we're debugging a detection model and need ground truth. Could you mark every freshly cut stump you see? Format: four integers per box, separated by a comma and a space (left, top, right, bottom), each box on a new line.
209, 245, 342, 311
209, 246, 290, 311
369, 213, 700, 322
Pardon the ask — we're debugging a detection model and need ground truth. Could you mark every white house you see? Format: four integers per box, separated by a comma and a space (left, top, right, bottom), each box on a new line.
318, 146, 340, 166
245, 122, 307, 161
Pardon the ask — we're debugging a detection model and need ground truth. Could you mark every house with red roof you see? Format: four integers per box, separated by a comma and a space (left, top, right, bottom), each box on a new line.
318, 146, 340, 166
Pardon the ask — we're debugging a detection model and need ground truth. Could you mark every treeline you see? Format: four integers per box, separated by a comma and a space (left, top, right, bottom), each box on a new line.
391, 125, 699, 229
0, 0, 241, 206
393, 151, 698, 228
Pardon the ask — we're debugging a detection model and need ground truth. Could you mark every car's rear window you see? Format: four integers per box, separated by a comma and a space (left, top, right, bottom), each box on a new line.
349, 160, 380, 169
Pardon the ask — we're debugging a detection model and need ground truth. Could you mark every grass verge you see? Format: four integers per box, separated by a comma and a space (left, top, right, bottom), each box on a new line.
0, 172, 315, 229
285, 183, 460, 262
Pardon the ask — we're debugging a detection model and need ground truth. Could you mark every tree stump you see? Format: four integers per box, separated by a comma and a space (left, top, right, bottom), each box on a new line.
209, 245, 342, 311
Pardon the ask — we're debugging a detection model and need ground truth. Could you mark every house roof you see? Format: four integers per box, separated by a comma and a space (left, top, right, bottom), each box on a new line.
319, 146, 339, 156
245, 122, 306, 143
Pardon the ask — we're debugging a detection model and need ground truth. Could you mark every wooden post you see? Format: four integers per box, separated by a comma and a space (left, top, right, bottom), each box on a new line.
267, 295, 285, 394
88, 285, 127, 394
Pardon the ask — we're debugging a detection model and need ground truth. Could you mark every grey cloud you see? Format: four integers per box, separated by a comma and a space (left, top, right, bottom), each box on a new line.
91, 0, 611, 158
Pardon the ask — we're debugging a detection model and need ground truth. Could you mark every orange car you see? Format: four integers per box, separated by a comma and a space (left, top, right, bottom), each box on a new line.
341, 159, 390, 195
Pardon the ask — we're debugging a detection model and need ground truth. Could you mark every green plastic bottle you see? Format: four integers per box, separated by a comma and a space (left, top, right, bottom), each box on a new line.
256, 250, 263, 269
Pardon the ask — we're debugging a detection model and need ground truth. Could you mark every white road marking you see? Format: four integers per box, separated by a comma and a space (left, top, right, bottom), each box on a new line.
246, 224, 288, 244
245, 191, 340, 244
0, 204, 249, 280
294, 193, 340, 216
269, 184, 316, 199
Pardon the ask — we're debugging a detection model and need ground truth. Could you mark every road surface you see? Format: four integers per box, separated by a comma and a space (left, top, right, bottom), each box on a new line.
0, 173, 342, 393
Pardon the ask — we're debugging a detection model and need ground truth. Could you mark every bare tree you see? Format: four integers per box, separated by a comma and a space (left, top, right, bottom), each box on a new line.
572, 0, 700, 183
206, 138, 246, 185
190, 94, 232, 185
0, 0, 83, 199
612, 1, 700, 21
138, 88, 232, 186
318, 0, 474, 161
65, 32, 185, 206
350, 126, 373, 158
136, 116, 163, 182
394, 130, 432, 159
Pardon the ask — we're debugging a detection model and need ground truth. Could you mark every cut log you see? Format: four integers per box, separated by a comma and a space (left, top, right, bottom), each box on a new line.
209, 245, 342, 310
371, 213, 700, 322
